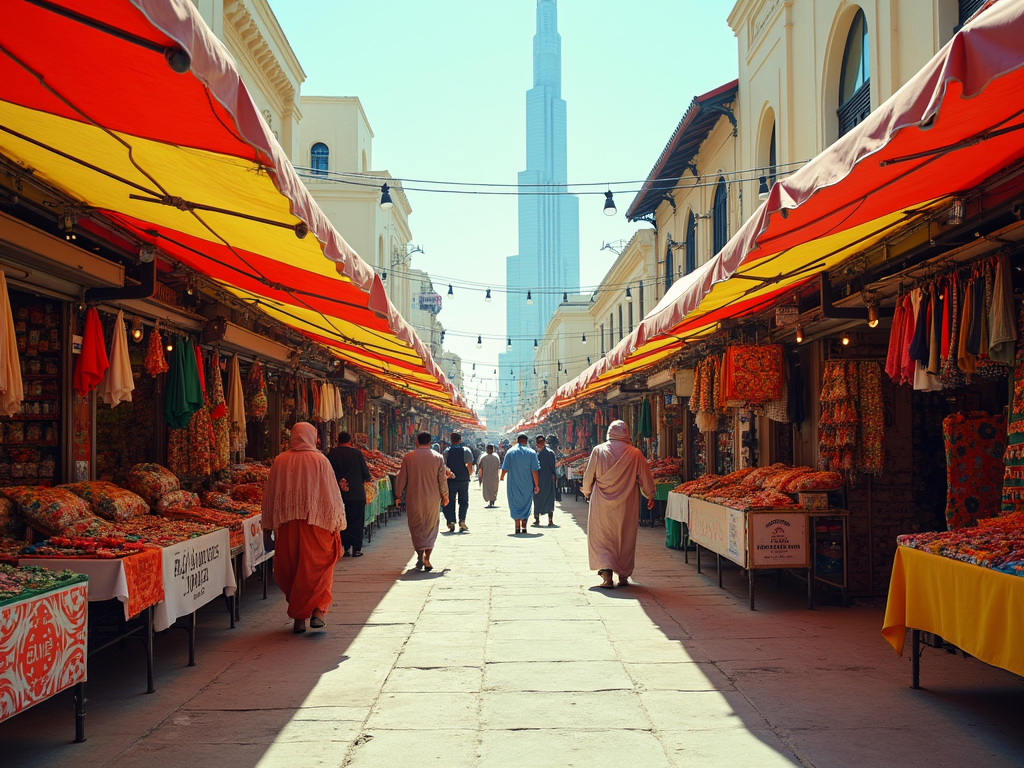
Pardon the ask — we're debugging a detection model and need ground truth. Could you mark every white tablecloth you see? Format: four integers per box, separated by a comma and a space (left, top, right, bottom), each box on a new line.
154, 529, 236, 631
665, 492, 689, 523
23, 557, 133, 617
241, 513, 274, 578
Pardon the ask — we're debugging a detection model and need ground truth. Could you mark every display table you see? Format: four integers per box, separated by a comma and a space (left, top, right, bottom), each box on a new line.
154, 528, 235, 632
0, 579, 89, 740
882, 545, 1024, 687
684, 496, 810, 610
364, 477, 395, 540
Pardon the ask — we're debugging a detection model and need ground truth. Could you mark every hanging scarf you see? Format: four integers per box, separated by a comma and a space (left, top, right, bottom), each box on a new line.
0, 270, 25, 416
245, 361, 268, 421
100, 310, 135, 407
164, 336, 203, 429
74, 307, 109, 394
226, 354, 246, 453
144, 326, 169, 375
208, 352, 229, 472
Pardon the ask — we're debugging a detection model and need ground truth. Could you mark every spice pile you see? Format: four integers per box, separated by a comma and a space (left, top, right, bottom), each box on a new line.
897, 512, 1024, 576
669, 464, 843, 511
649, 458, 684, 480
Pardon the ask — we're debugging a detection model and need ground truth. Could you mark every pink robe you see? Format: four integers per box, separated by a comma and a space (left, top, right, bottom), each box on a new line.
394, 447, 448, 550
582, 438, 656, 577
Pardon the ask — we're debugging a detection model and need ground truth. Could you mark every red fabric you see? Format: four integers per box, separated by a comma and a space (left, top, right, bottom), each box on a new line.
722, 345, 783, 403
194, 344, 206, 400
941, 276, 952, 358
273, 518, 341, 620
885, 299, 906, 381
121, 547, 164, 618
899, 294, 918, 385
73, 308, 109, 395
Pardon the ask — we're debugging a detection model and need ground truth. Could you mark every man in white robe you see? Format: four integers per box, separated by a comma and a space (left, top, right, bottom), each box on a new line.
478, 444, 501, 508
582, 420, 656, 589
395, 432, 449, 571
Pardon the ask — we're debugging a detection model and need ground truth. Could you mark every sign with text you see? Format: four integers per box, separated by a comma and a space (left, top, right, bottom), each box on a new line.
417, 292, 442, 314
154, 529, 235, 631
687, 498, 748, 567
749, 511, 808, 568
242, 513, 274, 578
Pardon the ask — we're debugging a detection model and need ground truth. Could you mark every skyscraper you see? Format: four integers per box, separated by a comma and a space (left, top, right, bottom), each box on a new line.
498, 0, 580, 427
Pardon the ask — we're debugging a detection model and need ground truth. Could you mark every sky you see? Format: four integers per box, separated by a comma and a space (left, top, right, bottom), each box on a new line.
268, 0, 739, 412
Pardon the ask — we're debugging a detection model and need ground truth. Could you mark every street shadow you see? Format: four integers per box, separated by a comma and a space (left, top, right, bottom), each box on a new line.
398, 568, 450, 580
506, 532, 544, 538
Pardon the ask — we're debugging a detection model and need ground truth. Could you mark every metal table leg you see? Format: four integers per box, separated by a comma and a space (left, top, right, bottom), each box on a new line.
262, 559, 268, 600
749, 568, 756, 611
717, 553, 722, 588
808, 563, 815, 609
146, 606, 155, 694
912, 629, 920, 689
696, 542, 701, 574
74, 681, 86, 743
188, 611, 197, 668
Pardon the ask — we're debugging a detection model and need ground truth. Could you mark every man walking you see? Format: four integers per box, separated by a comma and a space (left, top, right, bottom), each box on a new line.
443, 432, 475, 532
478, 444, 501, 508
532, 434, 557, 527
582, 420, 656, 589
327, 431, 372, 557
394, 432, 449, 571
500, 433, 540, 535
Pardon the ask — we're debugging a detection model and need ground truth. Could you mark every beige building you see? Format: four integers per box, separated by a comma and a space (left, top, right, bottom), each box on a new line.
532, 295, 593, 410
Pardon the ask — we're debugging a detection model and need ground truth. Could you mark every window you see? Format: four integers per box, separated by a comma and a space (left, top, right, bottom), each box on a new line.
956, 0, 986, 30
664, 244, 674, 293
609, 314, 614, 350
310, 142, 329, 175
838, 10, 870, 136
639, 282, 645, 316
712, 179, 728, 255
618, 305, 624, 341
600, 324, 605, 354
684, 212, 697, 274
768, 123, 777, 188
628, 302, 634, 333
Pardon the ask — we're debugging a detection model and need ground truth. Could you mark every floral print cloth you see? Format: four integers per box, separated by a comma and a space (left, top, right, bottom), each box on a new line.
0, 497, 24, 538
144, 327, 169, 375
124, 463, 180, 506
62, 481, 149, 521
722, 345, 783, 404
943, 412, 1006, 529
0, 487, 93, 536
898, 512, 1024, 576
154, 490, 199, 513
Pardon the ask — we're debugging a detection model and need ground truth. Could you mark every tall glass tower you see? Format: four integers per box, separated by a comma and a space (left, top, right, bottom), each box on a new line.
498, 0, 580, 427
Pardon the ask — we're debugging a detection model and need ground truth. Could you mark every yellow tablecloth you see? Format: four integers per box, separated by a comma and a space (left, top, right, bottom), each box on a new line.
881, 545, 1024, 677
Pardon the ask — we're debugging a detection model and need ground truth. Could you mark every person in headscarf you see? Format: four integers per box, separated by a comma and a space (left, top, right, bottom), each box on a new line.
395, 432, 449, 571
477, 444, 501, 508
532, 435, 557, 527
500, 433, 540, 535
262, 422, 346, 634
582, 420, 656, 589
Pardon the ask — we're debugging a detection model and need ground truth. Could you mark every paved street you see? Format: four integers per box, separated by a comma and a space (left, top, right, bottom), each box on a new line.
3, 485, 1022, 767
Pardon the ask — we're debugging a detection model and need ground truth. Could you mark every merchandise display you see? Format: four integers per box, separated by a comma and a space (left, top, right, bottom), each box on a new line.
1, 486, 94, 536
1002, 305, 1024, 514
0, 563, 88, 605
649, 457, 684, 480
669, 464, 842, 511
819, 360, 884, 474
125, 464, 180, 506
62, 481, 149, 521
897, 512, 1024, 576
942, 412, 1007, 529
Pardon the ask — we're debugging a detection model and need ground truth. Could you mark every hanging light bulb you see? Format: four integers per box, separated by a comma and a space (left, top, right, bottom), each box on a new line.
563, 292, 568, 303
526, 290, 533, 305
476, 335, 482, 349
472, 363, 476, 371
166, 340, 174, 352
381, 270, 388, 284
625, 286, 632, 298
447, 284, 454, 300
507, 337, 512, 350
379, 183, 394, 210
590, 293, 596, 303
485, 288, 491, 302
557, 360, 561, 370
534, 339, 538, 348
795, 325, 804, 344
533, 367, 537, 375
841, 333, 851, 346
587, 356, 591, 365
603, 189, 617, 216
581, 334, 587, 345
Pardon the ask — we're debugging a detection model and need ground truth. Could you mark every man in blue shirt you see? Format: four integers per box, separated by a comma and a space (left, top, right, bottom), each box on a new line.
442, 432, 475, 532
500, 433, 540, 535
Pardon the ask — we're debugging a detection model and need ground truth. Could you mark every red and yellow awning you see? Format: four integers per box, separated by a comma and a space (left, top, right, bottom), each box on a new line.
527, 0, 1024, 426
0, 0, 476, 422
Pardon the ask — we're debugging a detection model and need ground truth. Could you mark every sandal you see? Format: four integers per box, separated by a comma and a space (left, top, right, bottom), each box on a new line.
293, 619, 307, 634
310, 613, 326, 629
596, 569, 615, 589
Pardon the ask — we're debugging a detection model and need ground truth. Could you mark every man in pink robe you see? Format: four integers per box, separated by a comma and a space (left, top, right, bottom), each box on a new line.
394, 432, 449, 571
582, 420, 656, 589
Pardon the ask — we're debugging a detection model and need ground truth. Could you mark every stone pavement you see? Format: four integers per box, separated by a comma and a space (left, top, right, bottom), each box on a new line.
3, 483, 1023, 767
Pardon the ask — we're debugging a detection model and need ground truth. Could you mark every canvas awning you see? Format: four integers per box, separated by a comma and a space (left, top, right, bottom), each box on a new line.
528, 0, 1024, 424
0, 0, 476, 422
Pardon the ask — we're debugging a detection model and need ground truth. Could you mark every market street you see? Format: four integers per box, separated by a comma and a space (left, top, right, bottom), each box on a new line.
3, 485, 1022, 768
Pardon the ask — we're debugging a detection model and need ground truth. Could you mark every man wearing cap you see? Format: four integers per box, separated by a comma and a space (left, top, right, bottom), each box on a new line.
532, 435, 558, 527
500, 433, 540, 535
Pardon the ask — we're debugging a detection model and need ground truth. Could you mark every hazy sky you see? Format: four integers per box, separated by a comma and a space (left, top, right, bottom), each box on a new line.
269, 0, 738, 410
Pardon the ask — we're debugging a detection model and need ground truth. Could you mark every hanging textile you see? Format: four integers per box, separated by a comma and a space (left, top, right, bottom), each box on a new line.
100, 310, 134, 407
787, 353, 804, 426
856, 362, 885, 474
819, 361, 858, 472
335, 385, 344, 420
226, 354, 246, 454
0, 270, 24, 417
311, 380, 322, 421
884, 292, 907, 383
73, 307, 109, 395
245, 361, 267, 421
943, 412, 1006, 529
721, 345, 784, 404
164, 337, 202, 430
638, 397, 653, 438
989, 253, 1017, 365
1002, 305, 1024, 514
208, 352, 230, 472
144, 326, 169, 375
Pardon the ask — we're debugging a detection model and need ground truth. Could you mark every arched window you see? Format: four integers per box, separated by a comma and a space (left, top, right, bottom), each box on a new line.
838, 10, 870, 136
684, 212, 697, 274
361, 149, 368, 172
310, 142, 329, 175
712, 178, 728, 255
664, 243, 674, 293
768, 122, 777, 187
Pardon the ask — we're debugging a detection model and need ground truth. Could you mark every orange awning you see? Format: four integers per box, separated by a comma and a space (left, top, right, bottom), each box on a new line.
0, 0, 476, 422
532, 0, 1024, 423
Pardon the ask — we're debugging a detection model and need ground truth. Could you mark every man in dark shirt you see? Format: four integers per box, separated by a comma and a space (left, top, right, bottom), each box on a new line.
442, 431, 475, 532
327, 431, 372, 557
